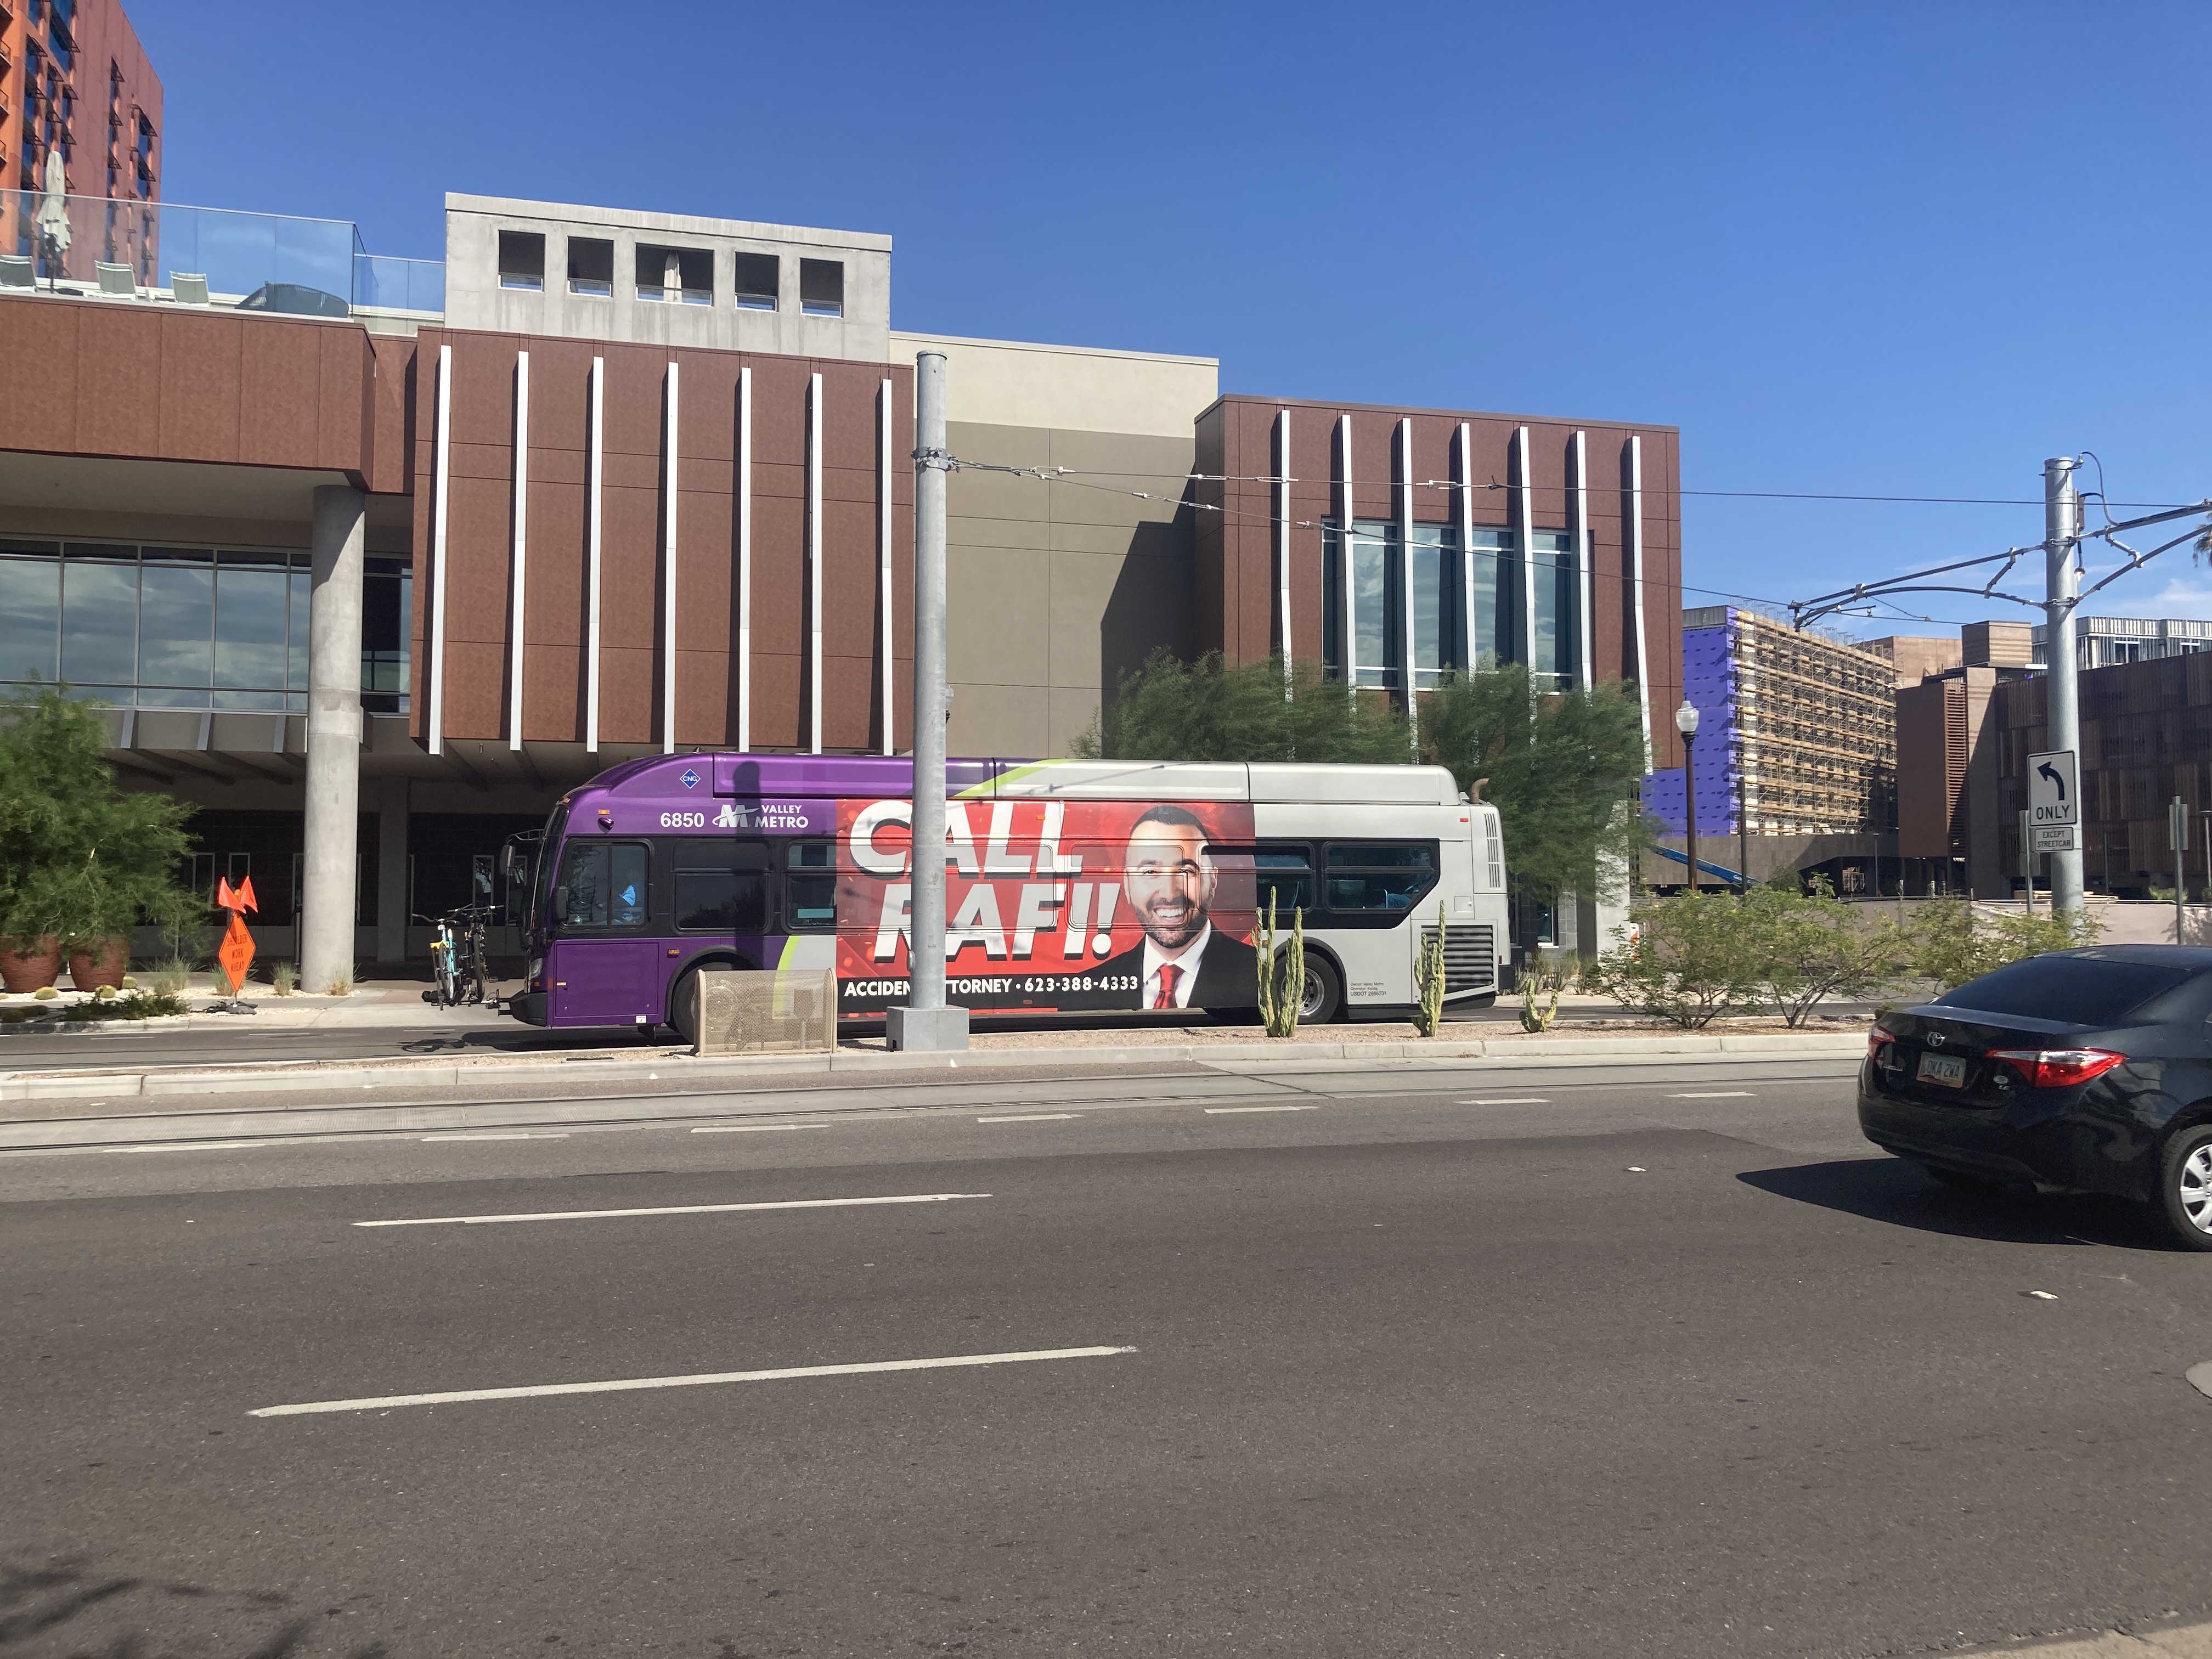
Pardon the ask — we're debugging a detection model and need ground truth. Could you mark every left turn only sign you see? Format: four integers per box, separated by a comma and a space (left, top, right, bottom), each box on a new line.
2028, 749, 2078, 828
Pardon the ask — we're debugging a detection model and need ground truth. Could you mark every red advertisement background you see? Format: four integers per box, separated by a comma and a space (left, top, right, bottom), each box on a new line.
834, 796, 1259, 1015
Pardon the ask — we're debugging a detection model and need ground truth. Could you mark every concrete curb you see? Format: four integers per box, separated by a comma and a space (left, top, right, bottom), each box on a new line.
0, 1031, 1867, 1108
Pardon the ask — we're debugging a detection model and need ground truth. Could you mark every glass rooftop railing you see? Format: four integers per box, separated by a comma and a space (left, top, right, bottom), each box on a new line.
2, 192, 443, 318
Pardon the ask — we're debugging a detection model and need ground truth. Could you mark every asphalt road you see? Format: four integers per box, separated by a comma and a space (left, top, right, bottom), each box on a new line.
8, 1057, 2212, 1658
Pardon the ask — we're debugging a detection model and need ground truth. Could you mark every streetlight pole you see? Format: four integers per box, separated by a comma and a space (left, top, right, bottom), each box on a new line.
887, 351, 968, 1053
2044, 458, 2085, 918
1677, 699, 1701, 896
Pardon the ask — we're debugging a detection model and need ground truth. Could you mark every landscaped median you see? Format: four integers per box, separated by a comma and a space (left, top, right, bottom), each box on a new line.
0, 1018, 1867, 1107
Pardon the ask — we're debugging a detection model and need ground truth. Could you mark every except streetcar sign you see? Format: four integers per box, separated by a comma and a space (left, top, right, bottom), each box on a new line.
2028, 749, 2078, 828
2030, 825, 2078, 854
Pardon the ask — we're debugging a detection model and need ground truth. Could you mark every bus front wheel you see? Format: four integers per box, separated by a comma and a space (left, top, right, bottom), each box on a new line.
1297, 953, 1343, 1025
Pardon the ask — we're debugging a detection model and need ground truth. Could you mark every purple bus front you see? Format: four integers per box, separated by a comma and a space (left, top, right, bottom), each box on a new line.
509, 753, 986, 1037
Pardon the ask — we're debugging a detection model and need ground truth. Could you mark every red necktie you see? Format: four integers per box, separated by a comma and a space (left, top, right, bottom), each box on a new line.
1153, 963, 1181, 1009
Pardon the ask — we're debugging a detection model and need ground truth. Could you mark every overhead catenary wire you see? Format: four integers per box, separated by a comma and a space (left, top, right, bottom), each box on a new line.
980, 461, 2199, 511
936, 449, 1796, 614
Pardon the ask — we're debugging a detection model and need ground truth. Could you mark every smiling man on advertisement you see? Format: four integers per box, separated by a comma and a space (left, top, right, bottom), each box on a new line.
1097, 805, 1258, 1009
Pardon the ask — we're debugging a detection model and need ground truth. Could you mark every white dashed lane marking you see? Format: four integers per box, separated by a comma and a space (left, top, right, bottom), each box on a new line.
353, 1192, 992, 1229
250, 1345, 1137, 1418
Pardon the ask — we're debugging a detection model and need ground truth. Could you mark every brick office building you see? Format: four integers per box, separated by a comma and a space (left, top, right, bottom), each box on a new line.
0, 189, 1682, 977
4, 0, 161, 276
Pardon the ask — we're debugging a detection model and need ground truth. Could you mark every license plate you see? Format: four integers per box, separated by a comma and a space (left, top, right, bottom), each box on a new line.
1917, 1052, 1968, 1087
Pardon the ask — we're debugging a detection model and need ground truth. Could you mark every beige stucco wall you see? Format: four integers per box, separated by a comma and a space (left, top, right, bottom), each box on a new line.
888, 331, 1216, 440
892, 333, 1220, 758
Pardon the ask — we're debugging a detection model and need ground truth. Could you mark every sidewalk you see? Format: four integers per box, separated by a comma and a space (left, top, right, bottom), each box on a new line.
0, 975, 503, 1034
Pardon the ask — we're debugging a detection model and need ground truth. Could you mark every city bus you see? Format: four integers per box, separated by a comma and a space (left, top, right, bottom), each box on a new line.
504, 754, 1508, 1040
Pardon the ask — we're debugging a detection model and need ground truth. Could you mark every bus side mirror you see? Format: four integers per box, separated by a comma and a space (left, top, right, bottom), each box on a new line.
504, 847, 527, 884
551, 886, 569, 923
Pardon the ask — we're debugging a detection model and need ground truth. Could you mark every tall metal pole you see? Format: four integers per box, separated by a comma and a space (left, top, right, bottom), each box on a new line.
2044, 457, 2084, 917
1737, 764, 1750, 895
887, 352, 968, 1052
1683, 730, 1699, 896
2174, 797, 2188, 946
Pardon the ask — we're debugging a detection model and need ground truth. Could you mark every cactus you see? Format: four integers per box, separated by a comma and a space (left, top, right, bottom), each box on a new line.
1519, 975, 1561, 1032
1413, 921, 1448, 1037
1256, 893, 1306, 1039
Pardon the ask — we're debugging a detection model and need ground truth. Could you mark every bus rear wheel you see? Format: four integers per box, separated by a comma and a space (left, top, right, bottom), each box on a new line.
668, 968, 704, 1047
1298, 953, 1343, 1025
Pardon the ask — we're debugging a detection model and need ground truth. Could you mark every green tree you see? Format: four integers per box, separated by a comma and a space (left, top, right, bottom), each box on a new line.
1584, 891, 1756, 1029
1735, 877, 1913, 1026
1908, 899, 2095, 992
1073, 650, 1411, 764
1421, 664, 1651, 907
0, 687, 200, 950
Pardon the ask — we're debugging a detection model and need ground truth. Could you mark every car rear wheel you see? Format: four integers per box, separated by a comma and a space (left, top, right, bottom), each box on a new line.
2152, 1126, 2212, 1252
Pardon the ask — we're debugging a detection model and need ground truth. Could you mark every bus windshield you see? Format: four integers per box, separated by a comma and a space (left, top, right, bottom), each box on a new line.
528, 802, 569, 934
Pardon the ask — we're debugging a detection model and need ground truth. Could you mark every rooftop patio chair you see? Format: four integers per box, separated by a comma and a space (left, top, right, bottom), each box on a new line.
170, 272, 210, 306
0, 255, 35, 292
95, 261, 137, 298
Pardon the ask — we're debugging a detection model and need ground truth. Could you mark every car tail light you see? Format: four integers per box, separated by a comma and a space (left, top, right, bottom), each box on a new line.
1987, 1048, 2127, 1088
1867, 1027, 1898, 1062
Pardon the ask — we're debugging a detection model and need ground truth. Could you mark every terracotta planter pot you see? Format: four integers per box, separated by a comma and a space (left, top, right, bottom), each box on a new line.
0, 936, 63, 993
67, 936, 129, 992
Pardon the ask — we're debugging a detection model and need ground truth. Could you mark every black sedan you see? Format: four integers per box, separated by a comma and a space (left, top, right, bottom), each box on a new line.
1860, 945, 2212, 1250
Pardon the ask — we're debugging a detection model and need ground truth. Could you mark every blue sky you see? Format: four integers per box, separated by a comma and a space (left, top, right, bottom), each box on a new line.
143, 2, 2211, 636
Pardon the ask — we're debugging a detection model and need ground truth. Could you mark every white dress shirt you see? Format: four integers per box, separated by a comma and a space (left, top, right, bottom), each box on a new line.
1141, 923, 1211, 1009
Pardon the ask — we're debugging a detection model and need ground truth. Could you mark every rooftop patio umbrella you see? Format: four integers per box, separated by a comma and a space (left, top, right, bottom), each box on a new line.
33, 149, 70, 291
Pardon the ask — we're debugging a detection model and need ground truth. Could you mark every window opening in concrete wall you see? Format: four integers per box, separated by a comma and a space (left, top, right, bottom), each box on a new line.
799, 258, 843, 318
497, 230, 545, 292
567, 236, 613, 298
637, 244, 713, 304
732, 250, 777, 311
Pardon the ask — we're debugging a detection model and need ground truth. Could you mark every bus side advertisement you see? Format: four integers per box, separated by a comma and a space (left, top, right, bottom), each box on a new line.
833, 795, 1261, 1015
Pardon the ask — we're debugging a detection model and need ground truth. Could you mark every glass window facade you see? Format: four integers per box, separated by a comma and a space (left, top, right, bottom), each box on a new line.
1322, 519, 1577, 691
1530, 529, 1578, 689
0, 540, 411, 711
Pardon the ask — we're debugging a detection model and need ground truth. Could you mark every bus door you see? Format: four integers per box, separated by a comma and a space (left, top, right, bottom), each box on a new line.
546, 839, 658, 1026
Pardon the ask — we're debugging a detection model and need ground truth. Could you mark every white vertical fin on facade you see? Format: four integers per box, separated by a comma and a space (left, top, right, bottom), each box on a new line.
427, 343, 452, 757
1335, 414, 1354, 687
662, 360, 680, 755
1274, 408, 1291, 694
736, 364, 752, 751
1629, 433, 1653, 768
1456, 422, 1475, 675
1396, 416, 1418, 750
807, 370, 824, 756
509, 351, 528, 752
585, 356, 605, 753
1514, 425, 1536, 682
1572, 428, 1593, 691
878, 377, 895, 756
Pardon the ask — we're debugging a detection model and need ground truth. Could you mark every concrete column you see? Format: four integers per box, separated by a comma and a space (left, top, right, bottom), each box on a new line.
302, 484, 366, 993
375, 775, 409, 967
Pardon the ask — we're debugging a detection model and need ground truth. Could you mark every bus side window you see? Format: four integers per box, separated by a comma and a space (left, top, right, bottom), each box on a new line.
557, 843, 649, 929
787, 841, 837, 930
1210, 844, 1314, 917
1323, 842, 1438, 912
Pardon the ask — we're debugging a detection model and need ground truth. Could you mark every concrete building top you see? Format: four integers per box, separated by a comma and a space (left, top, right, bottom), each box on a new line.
444, 194, 891, 363
443, 194, 893, 252
890, 329, 1220, 438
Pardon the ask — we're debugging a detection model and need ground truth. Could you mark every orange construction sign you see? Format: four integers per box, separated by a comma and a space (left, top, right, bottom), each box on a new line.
217, 911, 256, 995
215, 876, 258, 915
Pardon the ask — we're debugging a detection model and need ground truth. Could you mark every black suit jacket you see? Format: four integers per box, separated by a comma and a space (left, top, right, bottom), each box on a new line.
1101, 929, 1260, 1010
